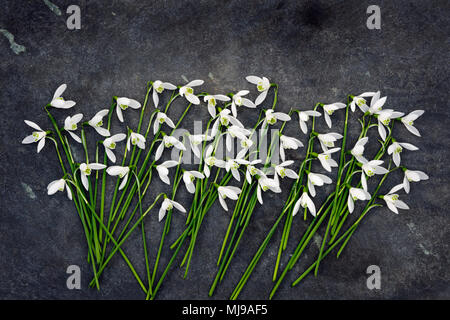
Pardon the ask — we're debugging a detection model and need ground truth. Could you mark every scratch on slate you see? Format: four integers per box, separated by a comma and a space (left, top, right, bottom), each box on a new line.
21, 182, 37, 200
208, 72, 215, 80
181, 75, 189, 83
0, 29, 26, 55
313, 234, 323, 249
43, 0, 62, 16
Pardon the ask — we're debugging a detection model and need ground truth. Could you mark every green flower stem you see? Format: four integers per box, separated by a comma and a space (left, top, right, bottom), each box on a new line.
88, 192, 165, 288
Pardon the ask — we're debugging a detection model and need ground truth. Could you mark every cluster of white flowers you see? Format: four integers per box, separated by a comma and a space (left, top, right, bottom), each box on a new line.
22, 82, 427, 224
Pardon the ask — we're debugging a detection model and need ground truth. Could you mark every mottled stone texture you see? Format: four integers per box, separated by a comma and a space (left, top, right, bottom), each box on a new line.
0, 0, 449, 300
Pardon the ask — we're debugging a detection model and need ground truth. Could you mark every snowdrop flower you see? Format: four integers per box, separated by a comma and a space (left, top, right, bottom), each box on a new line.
154, 112, 175, 134
159, 198, 186, 222
347, 187, 371, 213
156, 160, 179, 185
263, 109, 291, 126
50, 84, 76, 109
279, 134, 304, 162
63, 113, 83, 143
217, 186, 242, 211
183, 170, 205, 193
349, 92, 376, 112
225, 125, 251, 151
203, 94, 230, 118
225, 157, 249, 182
257, 176, 281, 204
179, 79, 204, 105
298, 110, 321, 134
47, 178, 72, 200
88, 109, 110, 137
152, 80, 177, 108
245, 159, 265, 184
22, 120, 47, 153
292, 192, 316, 217
351, 137, 369, 163
377, 109, 404, 141
106, 166, 130, 190
382, 190, 409, 214
126, 131, 146, 151
361, 160, 389, 191
203, 144, 225, 178
103, 134, 127, 163
246, 75, 270, 105
322, 103, 346, 128
80, 163, 106, 190
210, 109, 244, 138
236, 137, 255, 159
307, 172, 332, 197
402, 169, 429, 193
387, 141, 418, 167
188, 132, 212, 159
116, 97, 141, 123
155, 135, 186, 161
231, 90, 255, 117
317, 147, 340, 172
367, 91, 387, 114
401, 110, 424, 137
274, 160, 298, 182
317, 132, 343, 152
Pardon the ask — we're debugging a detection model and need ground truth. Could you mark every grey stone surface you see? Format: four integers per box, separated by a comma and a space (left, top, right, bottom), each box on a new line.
0, 0, 449, 300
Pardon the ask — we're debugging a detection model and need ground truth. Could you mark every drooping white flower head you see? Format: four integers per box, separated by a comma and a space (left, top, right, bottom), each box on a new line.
127, 131, 146, 151
217, 186, 242, 211
203, 94, 230, 118
236, 137, 255, 159
159, 198, 186, 222
155, 135, 186, 161
179, 79, 204, 105
154, 112, 175, 135
263, 109, 291, 127
203, 144, 226, 178
279, 135, 304, 162
347, 187, 371, 213
50, 84, 76, 109
298, 110, 321, 134
292, 192, 316, 217
387, 141, 418, 167
377, 109, 405, 141
401, 110, 424, 137
152, 80, 177, 108
210, 109, 244, 139
361, 160, 389, 191
367, 91, 387, 114
245, 159, 265, 184
350, 91, 376, 112
183, 170, 205, 193
47, 178, 72, 200
22, 120, 47, 153
63, 113, 83, 143
382, 189, 409, 214
317, 147, 340, 172
246, 75, 270, 106
402, 169, 428, 193
106, 165, 130, 190
116, 97, 141, 123
231, 90, 255, 117
322, 103, 346, 128
155, 160, 179, 185
274, 160, 299, 182
307, 172, 332, 197
225, 157, 249, 182
188, 132, 213, 159
103, 133, 127, 163
351, 137, 369, 163
80, 163, 106, 190
257, 176, 281, 204
317, 132, 343, 152
225, 125, 251, 152
88, 109, 111, 137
